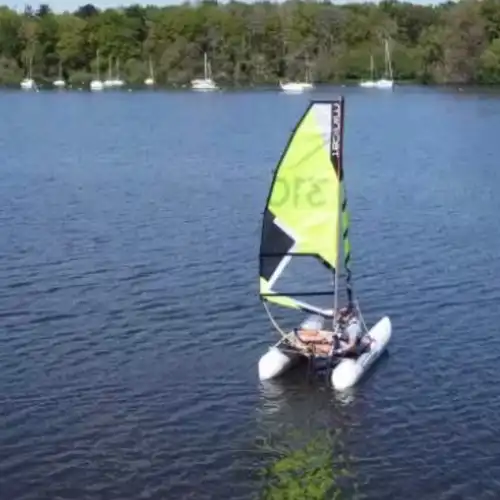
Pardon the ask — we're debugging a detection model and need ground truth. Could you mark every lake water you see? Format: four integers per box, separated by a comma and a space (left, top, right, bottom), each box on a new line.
1, 85, 500, 499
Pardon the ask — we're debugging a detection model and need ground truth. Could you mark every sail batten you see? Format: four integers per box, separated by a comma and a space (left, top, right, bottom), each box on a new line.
259, 100, 344, 314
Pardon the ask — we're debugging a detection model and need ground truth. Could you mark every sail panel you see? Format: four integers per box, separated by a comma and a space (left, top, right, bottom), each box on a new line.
259, 100, 343, 312
260, 209, 295, 283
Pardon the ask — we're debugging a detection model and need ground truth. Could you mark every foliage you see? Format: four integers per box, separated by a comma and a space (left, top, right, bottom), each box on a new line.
256, 429, 360, 500
1, 0, 500, 85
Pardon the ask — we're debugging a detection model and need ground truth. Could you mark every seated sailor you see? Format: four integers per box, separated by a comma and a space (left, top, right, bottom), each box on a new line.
293, 307, 365, 356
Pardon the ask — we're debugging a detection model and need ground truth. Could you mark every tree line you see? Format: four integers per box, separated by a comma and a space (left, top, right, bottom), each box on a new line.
1, 0, 499, 86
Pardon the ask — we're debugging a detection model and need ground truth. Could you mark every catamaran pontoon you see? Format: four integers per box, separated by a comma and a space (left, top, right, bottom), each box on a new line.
257, 97, 392, 391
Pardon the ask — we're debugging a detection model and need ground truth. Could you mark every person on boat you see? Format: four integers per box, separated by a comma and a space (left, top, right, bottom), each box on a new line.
331, 305, 363, 355
293, 305, 365, 357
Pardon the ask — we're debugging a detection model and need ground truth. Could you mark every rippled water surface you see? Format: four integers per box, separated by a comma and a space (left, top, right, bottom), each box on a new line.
1, 86, 500, 499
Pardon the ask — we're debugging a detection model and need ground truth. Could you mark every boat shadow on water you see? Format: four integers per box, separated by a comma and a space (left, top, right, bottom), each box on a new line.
255, 429, 360, 500
252, 353, 390, 499
259, 348, 391, 402
252, 357, 389, 500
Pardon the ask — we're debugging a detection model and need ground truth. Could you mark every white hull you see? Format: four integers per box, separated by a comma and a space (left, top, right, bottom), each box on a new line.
280, 82, 313, 93
258, 345, 302, 381
359, 79, 393, 89
191, 78, 218, 91
359, 80, 376, 88
330, 316, 391, 390
374, 79, 394, 89
20, 78, 34, 90
53, 79, 65, 87
90, 80, 104, 91
144, 77, 155, 86
258, 316, 392, 390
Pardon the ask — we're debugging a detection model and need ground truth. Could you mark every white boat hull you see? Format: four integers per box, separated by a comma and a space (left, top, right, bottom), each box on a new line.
191, 79, 218, 91
90, 80, 104, 91
258, 345, 302, 381
359, 80, 376, 88
330, 316, 392, 390
374, 79, 394, 88
359, 79, 393, 89
257, 316, 392, 389
280, 82, 313, 93
20, 78, 34, 90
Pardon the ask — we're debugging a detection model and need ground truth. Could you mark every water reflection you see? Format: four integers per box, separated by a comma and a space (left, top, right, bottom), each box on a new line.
256, 430, 359, 500
254, 369, 362, 499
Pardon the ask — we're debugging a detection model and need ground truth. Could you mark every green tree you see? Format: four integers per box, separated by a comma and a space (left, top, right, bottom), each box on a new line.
1, 0, 500, 86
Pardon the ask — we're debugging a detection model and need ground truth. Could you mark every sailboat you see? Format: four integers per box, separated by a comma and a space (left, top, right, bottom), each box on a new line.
280, 63, 314, 93
301, 65, 314, 90
373, 39, 394, 88
20, 55, 35, 90
112, 57, 125, 87
90, 50, 104, 91
191, 52, 218, 91
104, 55, 114, 88
257, 98, 392, 391
359, 55, 376, 88
53, 60, 65, 88
144, 56, 155, 86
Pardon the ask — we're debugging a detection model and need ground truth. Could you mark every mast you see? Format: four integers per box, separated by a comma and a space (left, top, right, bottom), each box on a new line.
331, 98, 344, 331
108, 55, 112, 80
385, 39, 393, 80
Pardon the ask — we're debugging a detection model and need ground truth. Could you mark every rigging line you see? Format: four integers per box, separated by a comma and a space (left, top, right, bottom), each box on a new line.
263, 300, 288, 338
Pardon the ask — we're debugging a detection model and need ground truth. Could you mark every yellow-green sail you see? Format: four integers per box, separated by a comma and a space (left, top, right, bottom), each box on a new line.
259, 99, 344, 316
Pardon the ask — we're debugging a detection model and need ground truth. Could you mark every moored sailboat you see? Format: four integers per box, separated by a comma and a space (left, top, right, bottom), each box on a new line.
374, 39, 394, 88
257, 97, 392, 390
279, 63, 314, 93
90, 50, 104, 91
145, 56, 155, 86
359, 54, 376, 87
53, 60, 65, 88
20, 55, 35, 90
191, 52, 218, 91
112, 57, 125, 87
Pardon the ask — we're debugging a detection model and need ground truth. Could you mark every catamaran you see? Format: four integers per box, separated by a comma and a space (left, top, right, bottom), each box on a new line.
257, 97, 392, 391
